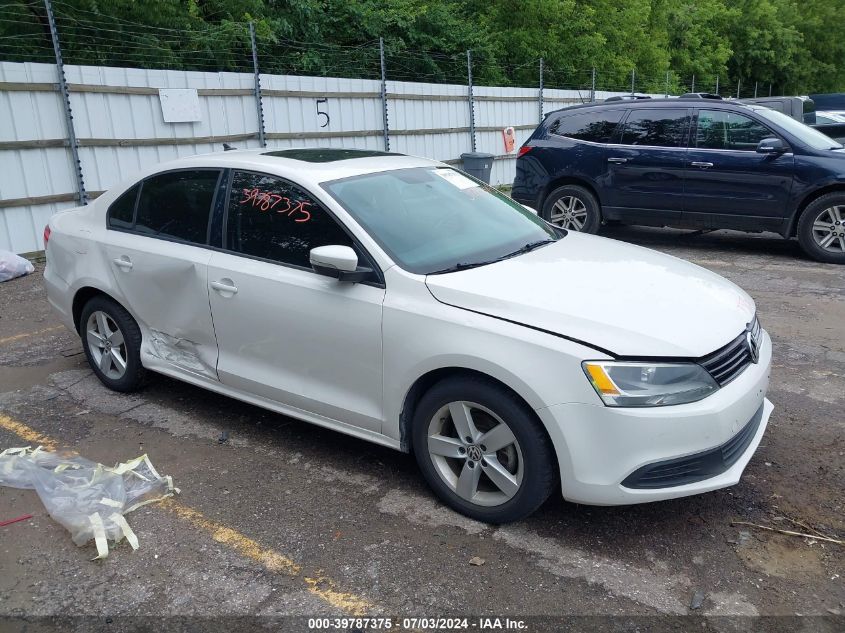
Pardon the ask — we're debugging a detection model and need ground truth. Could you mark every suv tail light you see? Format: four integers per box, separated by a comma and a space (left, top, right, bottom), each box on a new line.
43, 225, 51, 248
517, 145, 533, 157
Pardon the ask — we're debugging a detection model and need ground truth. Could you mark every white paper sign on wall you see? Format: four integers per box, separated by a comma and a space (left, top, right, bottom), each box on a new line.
158, 88, 202, 123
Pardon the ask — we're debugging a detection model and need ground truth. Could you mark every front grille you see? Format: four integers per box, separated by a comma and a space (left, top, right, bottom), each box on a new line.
698, 317, 761, 386
621, 403, 765, 489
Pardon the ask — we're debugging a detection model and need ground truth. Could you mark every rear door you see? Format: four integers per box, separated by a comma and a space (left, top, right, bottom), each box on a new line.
102, 169, 224, 379
683, 109, 794, 230
206, 170, 385, 432
603, 107, 691, 225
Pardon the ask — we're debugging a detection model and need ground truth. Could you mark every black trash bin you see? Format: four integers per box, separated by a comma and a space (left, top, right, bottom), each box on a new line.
459, 152, 495, 184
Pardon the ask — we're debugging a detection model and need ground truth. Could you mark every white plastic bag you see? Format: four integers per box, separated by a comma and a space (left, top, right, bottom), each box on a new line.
0, 250, 35, 282
0, 446, 178, 558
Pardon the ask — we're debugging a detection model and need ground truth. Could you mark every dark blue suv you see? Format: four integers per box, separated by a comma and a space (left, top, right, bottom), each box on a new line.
513, 97, 845, 263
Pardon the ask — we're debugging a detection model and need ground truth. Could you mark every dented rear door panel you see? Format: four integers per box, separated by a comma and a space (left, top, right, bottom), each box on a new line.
101, 233, 219, 379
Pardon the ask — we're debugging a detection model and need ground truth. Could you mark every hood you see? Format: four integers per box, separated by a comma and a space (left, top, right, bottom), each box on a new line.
425, 232, 756, 358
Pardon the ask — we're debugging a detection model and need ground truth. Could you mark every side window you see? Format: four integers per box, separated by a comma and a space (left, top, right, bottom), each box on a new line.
134, 170, 220, 244
619, 109, 689, 147
696, 110, 775, 151
549, 110, 624, 143
226, 170, 353, 268
107, 183, 139, 230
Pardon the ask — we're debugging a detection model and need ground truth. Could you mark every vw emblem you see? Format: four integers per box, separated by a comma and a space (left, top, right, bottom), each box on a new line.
746, 330, 759, 364
466, 445, 483, 462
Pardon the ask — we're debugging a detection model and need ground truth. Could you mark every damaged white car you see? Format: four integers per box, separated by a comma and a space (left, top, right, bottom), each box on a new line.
44, 148, 773, 522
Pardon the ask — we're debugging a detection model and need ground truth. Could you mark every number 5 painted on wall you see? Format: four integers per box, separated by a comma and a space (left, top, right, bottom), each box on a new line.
316, 98, 330, 128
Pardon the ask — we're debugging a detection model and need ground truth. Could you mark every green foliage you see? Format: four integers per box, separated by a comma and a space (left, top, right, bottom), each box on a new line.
0, 0, 841, 92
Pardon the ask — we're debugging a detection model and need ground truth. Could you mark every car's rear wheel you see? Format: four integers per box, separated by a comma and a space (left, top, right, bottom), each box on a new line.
80, 296, 147, 392
542, 184, 601, 233
797, 192, 845, 264
412, 376, 557, 523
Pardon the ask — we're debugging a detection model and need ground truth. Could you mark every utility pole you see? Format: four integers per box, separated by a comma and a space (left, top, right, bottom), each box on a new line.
538, 58, 544, 122
379, 37, 389, 151
44, 0, 86, 206
590, 67, 596, 102
691, 75, 695, 93
715, 75, 719, 95
630, 69, 635, 95
754, 81, 758, 98
467, 50, 476, 153
665, 71, 670, 97
736, 78, 741, 99
248, 22, 266, 148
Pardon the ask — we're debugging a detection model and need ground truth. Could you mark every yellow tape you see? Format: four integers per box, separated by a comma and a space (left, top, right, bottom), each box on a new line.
88, 512, 109, 560
99, 497, 123, 508
109, 513, 139, 550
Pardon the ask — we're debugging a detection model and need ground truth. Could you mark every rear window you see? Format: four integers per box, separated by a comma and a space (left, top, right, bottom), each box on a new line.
133, 170, 221, 244
107, 184, 139, 230
619, 108, 689, 147
548, 110, 624, 143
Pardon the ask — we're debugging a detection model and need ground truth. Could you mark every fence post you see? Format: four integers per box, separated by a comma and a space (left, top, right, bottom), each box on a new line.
466, 50, 476, 153
736, 78, 741, 98
379, 37, 390, 152
665, 71, 670, 97
691, 74, 695, 93
754, 81, 758, 98
538, 57, 544, 122
44, 0, 86, 206
630, 69, 635, 95
769, 83, 773, 96
248, 22, 266, 148
590, 67, 596, 101
715, 75, 719, 95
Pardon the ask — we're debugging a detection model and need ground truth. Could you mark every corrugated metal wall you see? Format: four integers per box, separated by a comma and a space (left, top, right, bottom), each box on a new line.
1, 60, 655, 254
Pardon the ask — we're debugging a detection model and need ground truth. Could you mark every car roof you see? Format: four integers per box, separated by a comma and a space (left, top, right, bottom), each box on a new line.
133, 148, 442, 188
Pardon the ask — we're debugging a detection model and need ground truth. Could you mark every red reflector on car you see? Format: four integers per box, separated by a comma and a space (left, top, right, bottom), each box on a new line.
517, 146, 533, 157
43, 225, 51, 247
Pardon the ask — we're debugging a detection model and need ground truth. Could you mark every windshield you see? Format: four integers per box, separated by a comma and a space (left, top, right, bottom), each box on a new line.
754, 107, 844, 150
322, 167, 561, 274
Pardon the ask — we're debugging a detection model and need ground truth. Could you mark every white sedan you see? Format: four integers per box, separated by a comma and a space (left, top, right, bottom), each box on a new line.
44, 148, 773, 522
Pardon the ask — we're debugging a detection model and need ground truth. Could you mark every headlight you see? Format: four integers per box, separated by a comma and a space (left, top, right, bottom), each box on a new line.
582, 361, 719, 407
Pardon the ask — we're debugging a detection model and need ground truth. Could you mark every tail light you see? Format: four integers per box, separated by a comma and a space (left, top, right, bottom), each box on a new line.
517, 145, 533, 157
43, 225, 51, 248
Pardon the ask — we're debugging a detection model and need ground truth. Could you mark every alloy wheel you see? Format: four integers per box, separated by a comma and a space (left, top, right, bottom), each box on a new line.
426, 401, 524, 507
811, 205, 845, 253
550, 196, 588, 230
86, 310, 128, 380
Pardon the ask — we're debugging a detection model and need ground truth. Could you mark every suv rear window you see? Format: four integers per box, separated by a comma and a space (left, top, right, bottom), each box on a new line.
548, 110, 624, 143
619, 108, 689, 147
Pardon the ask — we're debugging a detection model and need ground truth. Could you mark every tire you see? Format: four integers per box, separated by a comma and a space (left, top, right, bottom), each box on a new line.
411, 376, 557, 523
796, 192, 845, 264
542, 184, 601, 234
79, 295, 147, 392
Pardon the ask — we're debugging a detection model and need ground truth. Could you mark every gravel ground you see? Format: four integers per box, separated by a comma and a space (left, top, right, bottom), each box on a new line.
0, 226, 842, 632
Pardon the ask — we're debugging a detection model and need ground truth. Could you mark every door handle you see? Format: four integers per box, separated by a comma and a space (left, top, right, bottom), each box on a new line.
211, 280, 238, 295
607, 157, 628, 164
112, 256, 133, 271
691, 161, 714, 168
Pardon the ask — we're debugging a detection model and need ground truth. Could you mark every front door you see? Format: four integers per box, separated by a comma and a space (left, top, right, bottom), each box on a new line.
683, 109, 794, 230
207, 170, 385, 432
603, 107, 691, 225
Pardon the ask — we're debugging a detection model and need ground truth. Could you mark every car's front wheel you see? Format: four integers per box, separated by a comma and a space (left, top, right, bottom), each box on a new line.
542, 184, 601, 233
797, 192, 845, 264
412, 376, 557, 523
80, 295, 147, 392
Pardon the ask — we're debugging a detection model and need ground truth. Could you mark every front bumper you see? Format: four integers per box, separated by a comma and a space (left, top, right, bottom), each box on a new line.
537, 330, 773, 505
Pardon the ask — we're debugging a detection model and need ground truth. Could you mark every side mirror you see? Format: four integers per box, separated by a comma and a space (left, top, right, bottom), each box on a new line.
756, 137, 787, 154
309, 245, 372, 283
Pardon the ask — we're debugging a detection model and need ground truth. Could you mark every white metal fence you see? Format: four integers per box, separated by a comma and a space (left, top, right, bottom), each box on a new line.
0, 60, 658, 254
